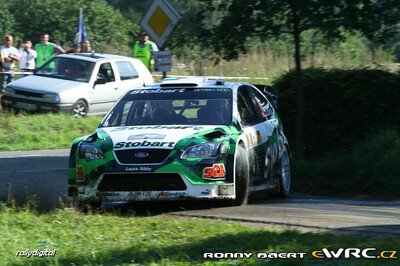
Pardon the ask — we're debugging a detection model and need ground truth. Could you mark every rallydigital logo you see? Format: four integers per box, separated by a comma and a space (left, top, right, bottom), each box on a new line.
312, 248, 397, 259
16, 249, 57, 258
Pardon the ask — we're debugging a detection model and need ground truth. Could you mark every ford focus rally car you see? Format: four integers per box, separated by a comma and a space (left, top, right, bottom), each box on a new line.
68, 77, 290, 207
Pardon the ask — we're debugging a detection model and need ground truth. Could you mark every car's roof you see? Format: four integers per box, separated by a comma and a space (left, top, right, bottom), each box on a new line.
144, 77, 249, 92
56, 53, 133, 62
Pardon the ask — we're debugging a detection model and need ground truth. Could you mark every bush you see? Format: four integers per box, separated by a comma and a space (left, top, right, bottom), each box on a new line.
273, 68, 400, 156
292, 128, 400, 196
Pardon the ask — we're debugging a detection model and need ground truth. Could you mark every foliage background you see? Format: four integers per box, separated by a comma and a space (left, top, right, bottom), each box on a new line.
1, 0, 137, 54
273, 68, 400, 196
0, 0, 399, 67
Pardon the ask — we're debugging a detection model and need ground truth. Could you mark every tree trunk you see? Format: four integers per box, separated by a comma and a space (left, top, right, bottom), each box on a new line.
292, 8, 305, 157
370, 37, 377, 64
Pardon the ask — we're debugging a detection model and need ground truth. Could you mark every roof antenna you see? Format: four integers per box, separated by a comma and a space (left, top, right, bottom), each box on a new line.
91, 51, 96, 57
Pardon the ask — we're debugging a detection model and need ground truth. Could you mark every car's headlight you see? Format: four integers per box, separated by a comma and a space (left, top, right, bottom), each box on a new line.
79, 144, 104, 160
43, 93, 60, 103
181, 142, 221, 159
4, 87, 15, 95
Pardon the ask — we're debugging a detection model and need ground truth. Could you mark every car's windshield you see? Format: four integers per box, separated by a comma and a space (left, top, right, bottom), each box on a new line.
35, 57, 95, 82
100, 87, 232, 127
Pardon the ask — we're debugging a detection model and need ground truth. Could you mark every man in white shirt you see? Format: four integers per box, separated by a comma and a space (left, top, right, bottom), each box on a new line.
1, 35, 20, 91
19, 40, 37, 75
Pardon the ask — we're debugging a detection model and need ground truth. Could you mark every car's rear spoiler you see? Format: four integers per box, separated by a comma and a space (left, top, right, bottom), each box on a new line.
253, 84, 279, 110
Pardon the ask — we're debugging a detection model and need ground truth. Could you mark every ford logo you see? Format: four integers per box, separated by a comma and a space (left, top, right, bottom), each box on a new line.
135, 152, 149, 158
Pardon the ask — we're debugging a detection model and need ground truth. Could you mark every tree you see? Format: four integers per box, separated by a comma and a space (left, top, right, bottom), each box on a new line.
196, 0, 355, 154
343, 0, 400, 62
0, 1, 16, 39
8, 0, 136, 54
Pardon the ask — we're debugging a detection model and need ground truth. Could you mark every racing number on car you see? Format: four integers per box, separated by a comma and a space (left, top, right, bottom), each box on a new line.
203, 164, 225, 179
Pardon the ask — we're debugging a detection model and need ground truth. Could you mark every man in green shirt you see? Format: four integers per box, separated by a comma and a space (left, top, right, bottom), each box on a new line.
34, 33, 65, 68
132, 31, 158, 72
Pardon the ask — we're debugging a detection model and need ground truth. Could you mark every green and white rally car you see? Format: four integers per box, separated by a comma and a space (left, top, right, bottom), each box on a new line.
68, 77, 290, 206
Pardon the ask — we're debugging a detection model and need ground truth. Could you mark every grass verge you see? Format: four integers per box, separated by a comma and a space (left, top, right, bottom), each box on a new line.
0, 206, 399, 265
0, 113, 102, 151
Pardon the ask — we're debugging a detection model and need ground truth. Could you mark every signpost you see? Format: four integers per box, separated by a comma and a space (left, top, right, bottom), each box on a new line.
153, 51, 172, 72
140, 0, 181, 78
140, 0, 181, 49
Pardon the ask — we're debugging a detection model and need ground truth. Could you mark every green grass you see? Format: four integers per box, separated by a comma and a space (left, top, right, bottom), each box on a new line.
0, 113, 102, 151
0, 206, 399, 265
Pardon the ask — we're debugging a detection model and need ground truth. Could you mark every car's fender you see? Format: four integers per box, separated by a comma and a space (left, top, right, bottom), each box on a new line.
58, 84, 92, 105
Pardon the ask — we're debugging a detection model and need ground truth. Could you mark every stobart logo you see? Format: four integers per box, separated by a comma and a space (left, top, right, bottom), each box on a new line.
312, 248, 397, 259
114, 140, 175, 149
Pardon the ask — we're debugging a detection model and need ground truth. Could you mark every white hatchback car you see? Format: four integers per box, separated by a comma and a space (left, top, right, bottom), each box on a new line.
1, 53, 153, 116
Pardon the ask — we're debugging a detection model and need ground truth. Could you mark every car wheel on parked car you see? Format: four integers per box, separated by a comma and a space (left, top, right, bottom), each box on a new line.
71, 100, 88, 117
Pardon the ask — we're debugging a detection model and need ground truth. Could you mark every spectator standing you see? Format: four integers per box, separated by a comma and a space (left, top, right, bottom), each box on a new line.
1, 35, 20, 91
132, 31, 158, 72
81, 40, 91, 53
34, 33, 65, 68
19, 40, 37, 75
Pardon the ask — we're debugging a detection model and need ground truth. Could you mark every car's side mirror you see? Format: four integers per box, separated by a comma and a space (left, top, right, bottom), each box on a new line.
262, 85, 278, 110
94, 77, 107, 87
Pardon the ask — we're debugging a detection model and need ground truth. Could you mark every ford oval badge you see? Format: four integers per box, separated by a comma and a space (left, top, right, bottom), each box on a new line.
135, 152, 149, 158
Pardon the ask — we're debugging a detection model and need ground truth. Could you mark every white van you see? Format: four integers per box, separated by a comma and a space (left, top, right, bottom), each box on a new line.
1, 53, 153, 116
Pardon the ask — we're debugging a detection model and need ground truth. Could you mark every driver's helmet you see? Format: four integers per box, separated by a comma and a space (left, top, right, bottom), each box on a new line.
198, 99, 228, 124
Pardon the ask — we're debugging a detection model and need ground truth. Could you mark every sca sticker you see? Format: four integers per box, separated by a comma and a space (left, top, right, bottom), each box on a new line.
203, 164, 225, 179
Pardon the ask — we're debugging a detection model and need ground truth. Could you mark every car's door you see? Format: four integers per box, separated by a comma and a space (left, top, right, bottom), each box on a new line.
90, 62, 119, 113
238, 85, 277, 184
114, 60, 144, 94
249, 86, 280, 172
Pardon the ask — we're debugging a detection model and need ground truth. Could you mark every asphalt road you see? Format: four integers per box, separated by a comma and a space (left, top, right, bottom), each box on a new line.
0, 149, 69, 209
1, 149, 399, 237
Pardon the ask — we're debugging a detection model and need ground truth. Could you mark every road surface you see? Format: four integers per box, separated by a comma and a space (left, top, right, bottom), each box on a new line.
0, 149, 399, 237
0, 149, 69, 209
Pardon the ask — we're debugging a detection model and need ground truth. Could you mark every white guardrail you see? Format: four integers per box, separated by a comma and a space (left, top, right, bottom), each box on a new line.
154, 74, 270, 80
0, 72, 269, 80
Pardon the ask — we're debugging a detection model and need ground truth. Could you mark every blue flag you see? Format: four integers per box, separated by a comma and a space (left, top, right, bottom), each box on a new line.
74, 8, 87, 45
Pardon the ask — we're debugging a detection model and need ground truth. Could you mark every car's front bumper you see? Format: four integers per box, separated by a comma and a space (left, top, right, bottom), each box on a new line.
1, 95, 73, 113
68, 173, 235, 202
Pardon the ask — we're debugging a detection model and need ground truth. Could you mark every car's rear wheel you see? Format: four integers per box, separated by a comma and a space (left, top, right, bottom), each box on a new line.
233, 145, 250, 205
275, 146, 291, 197
71, 100, 88, 117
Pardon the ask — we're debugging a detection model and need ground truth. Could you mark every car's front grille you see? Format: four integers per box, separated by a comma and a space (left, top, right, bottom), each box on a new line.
97, 173, 187, 191
14, 90, 44, 98
114, 149, 172, 164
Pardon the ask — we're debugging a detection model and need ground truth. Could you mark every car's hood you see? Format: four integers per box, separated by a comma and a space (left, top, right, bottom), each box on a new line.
100, 125, 219, 150
8, 75, 85, 94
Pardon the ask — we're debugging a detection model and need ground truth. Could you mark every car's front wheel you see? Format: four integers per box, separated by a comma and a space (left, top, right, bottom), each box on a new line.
233, 145, 250, 205
71, 100, 88, 117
